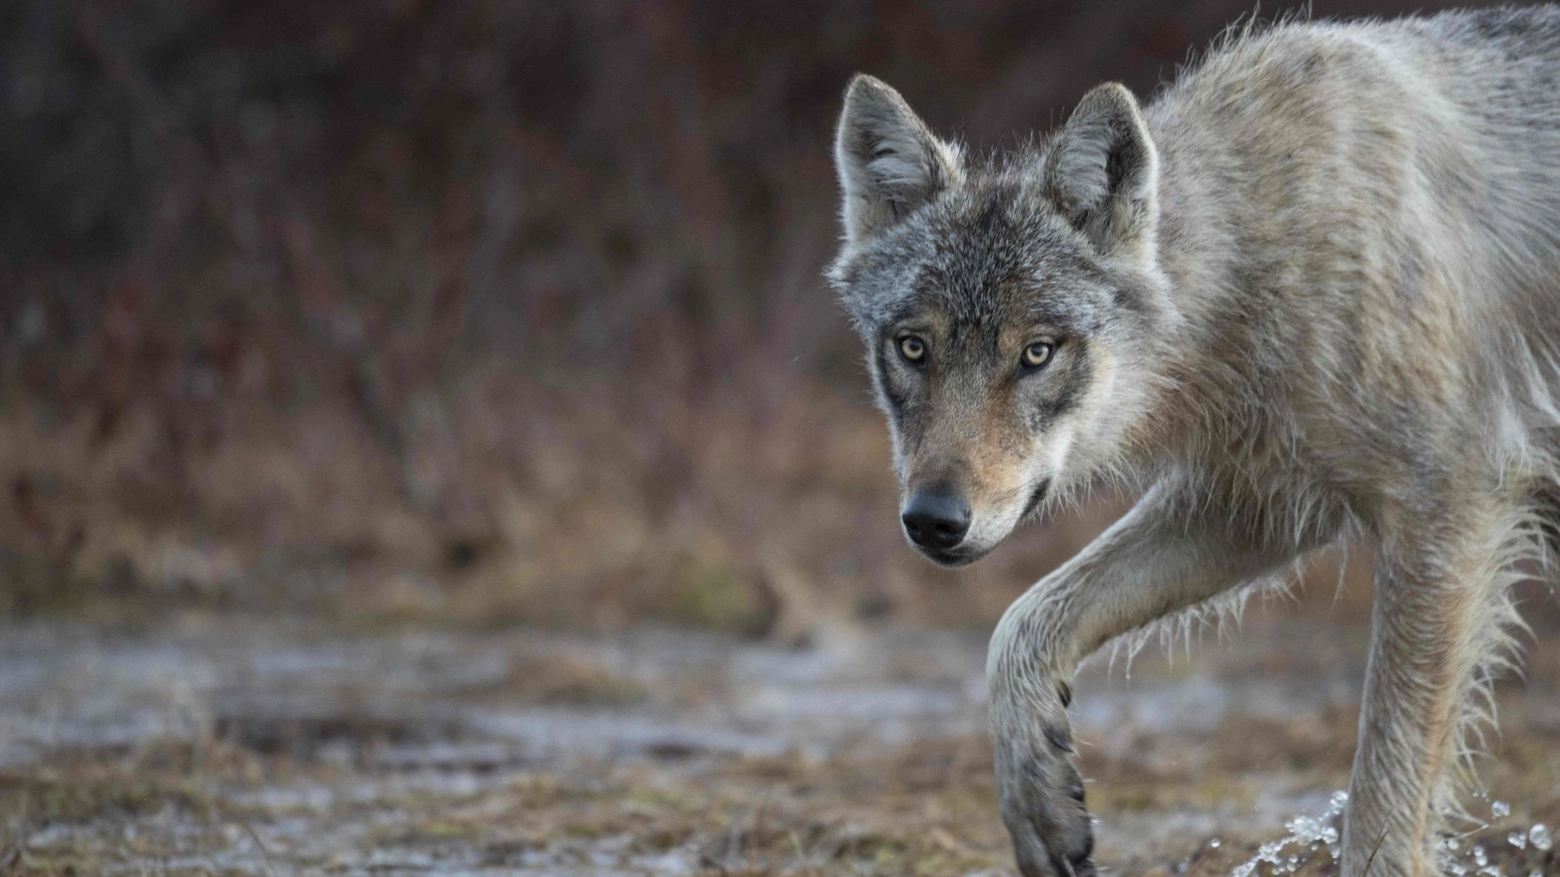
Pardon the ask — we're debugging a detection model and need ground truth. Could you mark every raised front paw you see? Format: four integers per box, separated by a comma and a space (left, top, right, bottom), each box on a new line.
992, 710, 1096, 877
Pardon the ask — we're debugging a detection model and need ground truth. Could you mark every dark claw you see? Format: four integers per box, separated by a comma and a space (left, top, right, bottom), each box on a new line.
1046, 845, 1097, 877
999, 739, 1096, 877
1057, 681, 1073, 707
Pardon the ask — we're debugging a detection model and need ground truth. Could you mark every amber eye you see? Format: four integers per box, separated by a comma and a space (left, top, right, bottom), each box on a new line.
1022, 341, 1054, 369
898, 336, 926, 364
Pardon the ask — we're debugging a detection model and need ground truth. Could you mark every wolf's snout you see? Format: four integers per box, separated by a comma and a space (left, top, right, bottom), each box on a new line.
901, 489, 971, 550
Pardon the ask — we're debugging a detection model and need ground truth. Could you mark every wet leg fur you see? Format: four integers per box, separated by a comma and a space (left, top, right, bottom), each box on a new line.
988, 477, 1344, 876
1346, 495, 1532, 875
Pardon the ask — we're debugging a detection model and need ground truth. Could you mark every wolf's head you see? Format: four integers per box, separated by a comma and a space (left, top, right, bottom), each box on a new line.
828, 75, 1178, 566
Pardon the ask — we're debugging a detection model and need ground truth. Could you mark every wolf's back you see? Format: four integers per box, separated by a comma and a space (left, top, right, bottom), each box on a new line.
1140, 6, 1560, 432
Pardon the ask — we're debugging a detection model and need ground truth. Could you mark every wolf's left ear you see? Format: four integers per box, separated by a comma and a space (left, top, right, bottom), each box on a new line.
1044, 83, 1159, 258
834, 75, 964, 247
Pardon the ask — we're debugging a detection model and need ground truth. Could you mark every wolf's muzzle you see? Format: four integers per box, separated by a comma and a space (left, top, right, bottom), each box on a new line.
901, 488, 971, 550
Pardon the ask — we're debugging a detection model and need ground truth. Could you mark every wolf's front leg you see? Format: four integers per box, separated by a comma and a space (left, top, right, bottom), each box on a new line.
1342, 502, 1522, 877
987, 481, 1330, 877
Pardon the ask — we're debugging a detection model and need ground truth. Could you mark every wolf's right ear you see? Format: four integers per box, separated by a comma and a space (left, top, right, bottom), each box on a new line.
834, 75, 964, 247
1044, 83, 1159, 259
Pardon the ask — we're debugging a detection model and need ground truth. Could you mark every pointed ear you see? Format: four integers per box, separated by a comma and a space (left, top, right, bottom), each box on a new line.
834, 75, 964, 246
1043, 83, 1159, 257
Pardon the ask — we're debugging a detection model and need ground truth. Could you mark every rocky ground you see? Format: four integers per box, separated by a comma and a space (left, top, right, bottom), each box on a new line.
1, 607, 1558, 877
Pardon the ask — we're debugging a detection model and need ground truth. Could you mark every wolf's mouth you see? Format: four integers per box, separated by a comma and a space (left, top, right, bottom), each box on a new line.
918, 545, 984, 567
1019, 479, 1052, 520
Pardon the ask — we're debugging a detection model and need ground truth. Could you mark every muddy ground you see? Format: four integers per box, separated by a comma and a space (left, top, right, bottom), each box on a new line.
2, 606, 1559, 877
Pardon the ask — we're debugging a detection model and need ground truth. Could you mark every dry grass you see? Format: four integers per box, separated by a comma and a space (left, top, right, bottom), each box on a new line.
1, 605, 1556, 875
3, 717, 1557, 877
0, 378, 1120, 637
0, 0, 1380, 636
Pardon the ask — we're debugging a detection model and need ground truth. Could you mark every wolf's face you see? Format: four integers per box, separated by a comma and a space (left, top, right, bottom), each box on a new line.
829, 76, 1175, 566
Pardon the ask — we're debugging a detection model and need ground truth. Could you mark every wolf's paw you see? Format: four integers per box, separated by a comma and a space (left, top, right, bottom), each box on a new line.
993, 712, 1096, 877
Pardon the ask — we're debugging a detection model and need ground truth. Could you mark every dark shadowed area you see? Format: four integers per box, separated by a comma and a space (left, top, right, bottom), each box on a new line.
1, 1, 1558, 875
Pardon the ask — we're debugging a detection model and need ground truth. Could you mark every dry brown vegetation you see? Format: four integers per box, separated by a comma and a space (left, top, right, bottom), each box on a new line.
0, 0, 1503, 633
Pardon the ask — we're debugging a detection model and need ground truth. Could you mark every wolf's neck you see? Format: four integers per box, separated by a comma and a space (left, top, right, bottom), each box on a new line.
1149, 118, 1249, 336
1127, 113, 1263, 465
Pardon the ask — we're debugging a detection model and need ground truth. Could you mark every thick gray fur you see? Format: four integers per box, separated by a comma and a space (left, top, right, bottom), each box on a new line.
829, 7, 1560, 876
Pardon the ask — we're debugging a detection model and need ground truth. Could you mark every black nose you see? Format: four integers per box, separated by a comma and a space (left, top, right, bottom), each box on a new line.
901, 489, 971, 550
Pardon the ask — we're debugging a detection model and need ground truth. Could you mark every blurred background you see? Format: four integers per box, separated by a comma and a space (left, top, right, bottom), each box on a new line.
0, 0, 1473, 634
3, 2, 1560, 875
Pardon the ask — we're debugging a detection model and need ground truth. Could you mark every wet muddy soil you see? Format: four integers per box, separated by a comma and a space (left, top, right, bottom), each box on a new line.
1, 612, 1557, 876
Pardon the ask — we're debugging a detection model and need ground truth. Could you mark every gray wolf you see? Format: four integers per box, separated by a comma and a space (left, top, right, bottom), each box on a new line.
827, 7, 1560, 876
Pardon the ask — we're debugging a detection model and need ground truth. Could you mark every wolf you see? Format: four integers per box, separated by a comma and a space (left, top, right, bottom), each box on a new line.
826, 6, 1560, 876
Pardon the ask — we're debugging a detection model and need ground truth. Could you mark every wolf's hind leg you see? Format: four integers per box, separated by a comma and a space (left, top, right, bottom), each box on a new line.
1342, 500, 1527, 877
